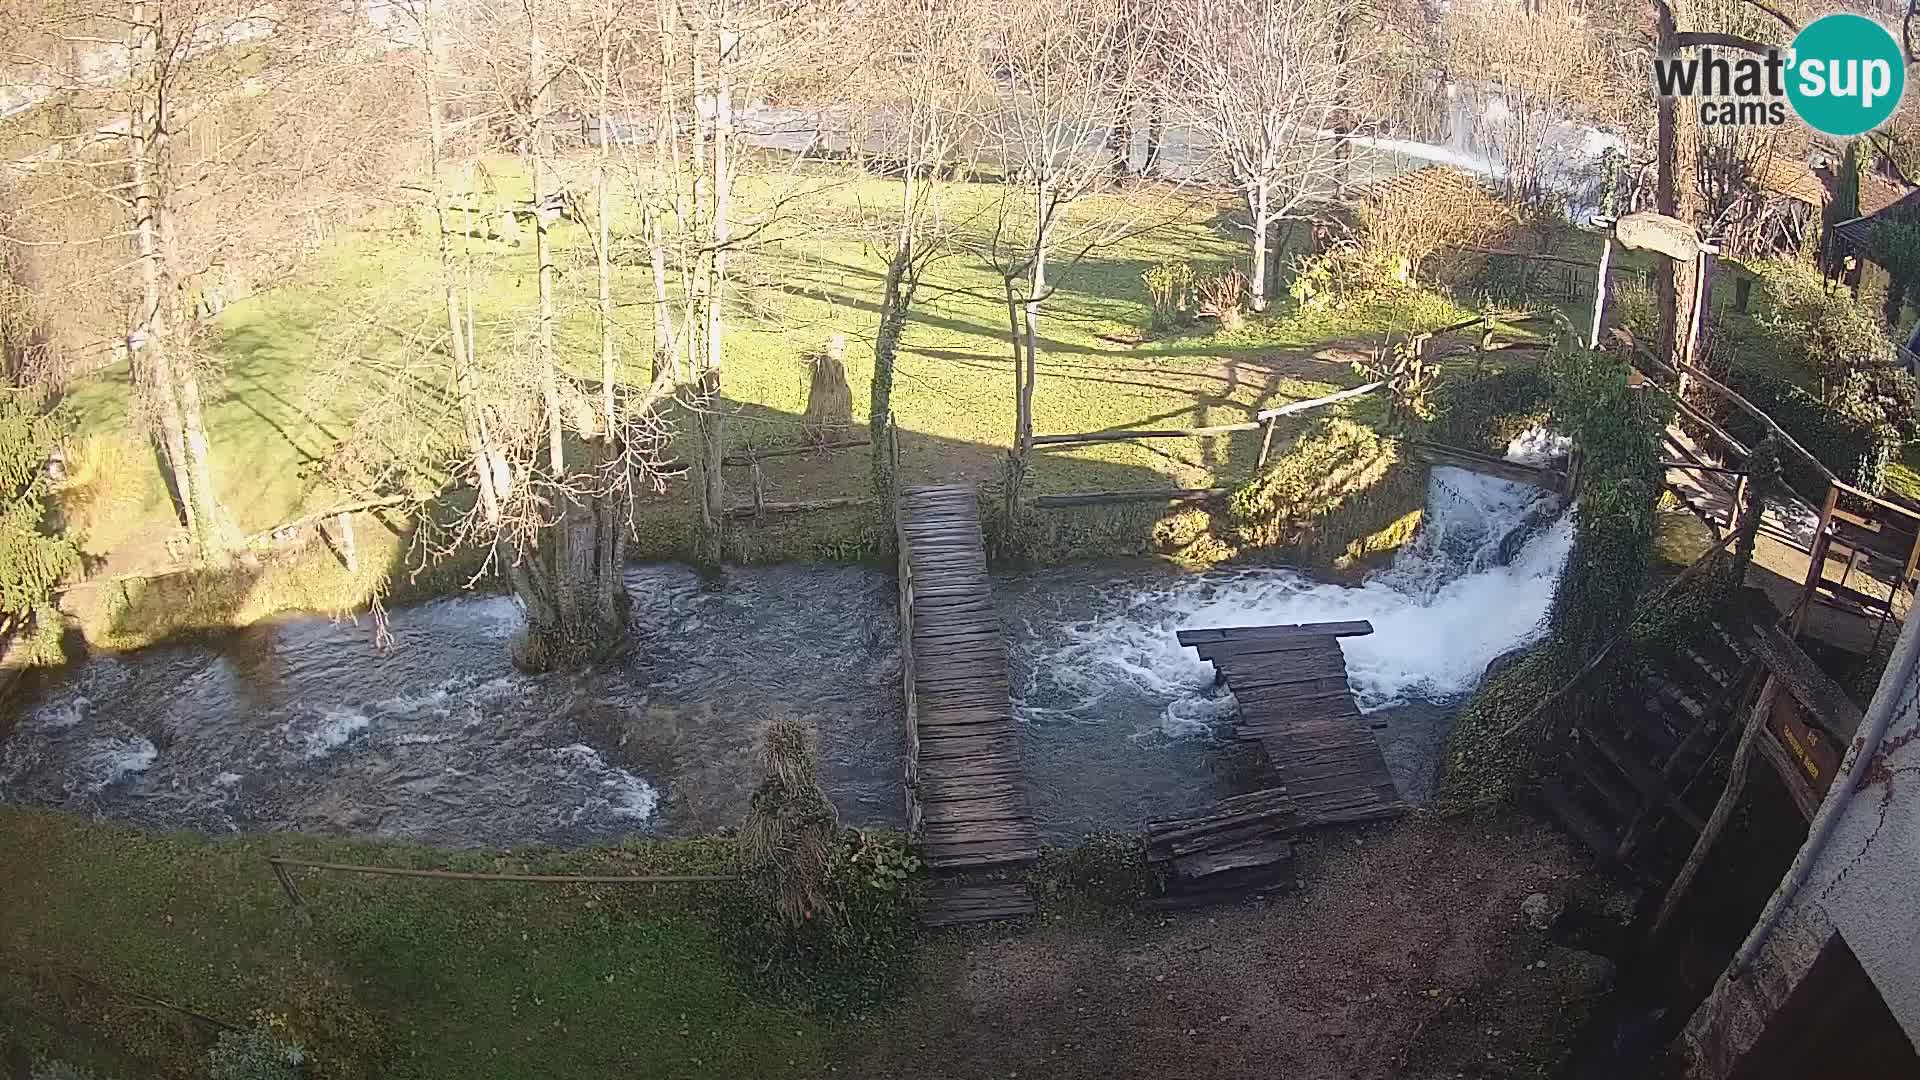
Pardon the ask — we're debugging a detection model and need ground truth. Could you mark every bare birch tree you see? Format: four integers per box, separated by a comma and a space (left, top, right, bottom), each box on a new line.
1167, 0, 1354, 310
3, 0, 401, 554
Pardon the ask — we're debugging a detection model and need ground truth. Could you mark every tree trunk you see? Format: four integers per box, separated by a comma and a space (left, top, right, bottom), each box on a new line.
503, 2, 626, 670
530, 23, 565, 479
1143, 88, 1164, 177
1018, 190, 1048, 458
423, 35, 505, 527
130, 0, 225, 550
650, 0, 680, 383
870, 177, 916, 500
1653, 0, 1701, 373
689, 23, 736, 567
596, 13, 617, 434
1332, 2, 1354, 198
1249, 184, 1271, 312
506, 439, 631, 672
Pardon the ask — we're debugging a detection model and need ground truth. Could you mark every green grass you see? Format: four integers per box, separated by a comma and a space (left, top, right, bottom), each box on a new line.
56, 166, 1476, 638
0, 810, 834, 1080
1887, 441, 1920, 504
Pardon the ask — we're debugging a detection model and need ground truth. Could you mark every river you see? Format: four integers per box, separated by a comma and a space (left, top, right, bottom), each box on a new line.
0, 465, 1572, 848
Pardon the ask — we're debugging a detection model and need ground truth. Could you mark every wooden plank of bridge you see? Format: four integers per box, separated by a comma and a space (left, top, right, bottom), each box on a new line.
897, 484, 1039, 924
1177, 622, 1407, 827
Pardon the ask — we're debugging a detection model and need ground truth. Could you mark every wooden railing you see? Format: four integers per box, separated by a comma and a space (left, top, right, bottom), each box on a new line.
1626, 347, 1920, 645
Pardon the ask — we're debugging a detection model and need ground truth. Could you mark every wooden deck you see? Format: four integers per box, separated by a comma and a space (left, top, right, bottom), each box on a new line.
1178, 622, 1407, 827
896, 484, 1039, 915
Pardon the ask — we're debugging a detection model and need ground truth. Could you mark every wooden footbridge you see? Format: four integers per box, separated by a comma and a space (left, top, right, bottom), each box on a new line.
895, 486, 1407, 921
1143, 621, 1407, 904
895, 484, 1039, 926
1178, 622, 1407, 826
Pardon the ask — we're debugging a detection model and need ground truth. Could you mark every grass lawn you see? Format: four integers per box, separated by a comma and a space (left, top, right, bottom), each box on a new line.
52, 168, 1477, 641
0, 808, 1613, 1080
0, 809, 830, 1079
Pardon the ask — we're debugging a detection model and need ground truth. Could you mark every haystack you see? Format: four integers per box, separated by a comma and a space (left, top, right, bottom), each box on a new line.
801, 333, 853, 445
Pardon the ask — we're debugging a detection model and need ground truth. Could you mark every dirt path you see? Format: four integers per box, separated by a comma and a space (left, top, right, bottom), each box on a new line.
837, 813, 1615, 1080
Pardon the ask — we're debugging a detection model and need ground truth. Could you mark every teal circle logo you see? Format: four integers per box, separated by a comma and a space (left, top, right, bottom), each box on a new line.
1786, 14, 1905, 137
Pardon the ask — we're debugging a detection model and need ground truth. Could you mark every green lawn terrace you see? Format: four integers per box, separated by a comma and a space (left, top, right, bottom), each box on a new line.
55, 168, 1482, 608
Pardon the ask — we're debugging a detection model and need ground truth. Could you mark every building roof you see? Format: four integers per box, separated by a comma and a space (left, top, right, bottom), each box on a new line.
1756, 155, 1829, 207
1834, 186, 1920, 255
1861, 170, 1914, 217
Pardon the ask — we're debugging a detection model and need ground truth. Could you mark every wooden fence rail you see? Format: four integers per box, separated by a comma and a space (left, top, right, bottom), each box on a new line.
1030, 381, 1385, 451
265, 855, 737, 922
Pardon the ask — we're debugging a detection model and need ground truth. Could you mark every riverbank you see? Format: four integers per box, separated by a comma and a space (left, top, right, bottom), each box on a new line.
45, 172, 1497, 653
0, 808, 1622, 1079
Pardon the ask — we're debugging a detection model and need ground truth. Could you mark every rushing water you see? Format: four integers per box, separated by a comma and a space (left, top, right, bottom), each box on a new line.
0, 564, 905, 847
1, 462, 1573, 847
1003, 464, 1572, 837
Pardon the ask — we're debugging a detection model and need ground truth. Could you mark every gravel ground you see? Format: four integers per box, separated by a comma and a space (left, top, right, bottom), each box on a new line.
835, 811, 1618, 1080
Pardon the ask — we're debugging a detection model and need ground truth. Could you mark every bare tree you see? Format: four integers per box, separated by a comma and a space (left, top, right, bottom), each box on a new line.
3, 0, 404, 553
973, 0, 1159, 513
1167, 0, 1355, 310
849, 0, 988, 497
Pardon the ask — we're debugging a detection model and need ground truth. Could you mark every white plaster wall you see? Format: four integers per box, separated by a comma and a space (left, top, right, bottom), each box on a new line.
1805, 642, 1920, 1045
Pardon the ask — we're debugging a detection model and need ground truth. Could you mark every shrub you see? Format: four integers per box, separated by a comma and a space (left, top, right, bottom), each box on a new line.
1344, 167, 1525, 288
0, 389, 80, 663
719, 829, 922, 1016
206, 1024, 306, 1080
1429, 364, 1553, 452
1287, 242, 1408, 311
1194, 267, 1249, 329
1140, 258, 1196, 330
1677, 261, 1911, 497
1440, 342, 1663, 806
1227, 417, 1416, 560
1751, 258, 1896, 392
1721, 371, 1899, 497
800, 334, 853, 445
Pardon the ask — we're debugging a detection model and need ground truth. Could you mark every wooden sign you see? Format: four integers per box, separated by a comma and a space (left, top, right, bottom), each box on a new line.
1770, 691, 1842, 798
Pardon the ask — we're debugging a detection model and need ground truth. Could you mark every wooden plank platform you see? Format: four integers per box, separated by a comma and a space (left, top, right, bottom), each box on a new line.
896, 484, 1039, 891
1177, 622, 1407, 827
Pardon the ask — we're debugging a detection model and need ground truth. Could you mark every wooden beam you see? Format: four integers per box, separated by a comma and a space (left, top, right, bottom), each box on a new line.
1589, 236, 1614, 348
1027, 487, 1227, 508
1747, 620, 1865, 741
1029, 381, 1386, 450
722, 495, 877, 519
1648, 674, 1782, 945
1408, 439, 1566, 488
1177, 621, 1375, 645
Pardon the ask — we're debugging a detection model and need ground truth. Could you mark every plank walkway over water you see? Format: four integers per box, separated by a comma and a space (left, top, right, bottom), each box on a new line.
1178, 622, 1407, 827
896, 484, 1039, 887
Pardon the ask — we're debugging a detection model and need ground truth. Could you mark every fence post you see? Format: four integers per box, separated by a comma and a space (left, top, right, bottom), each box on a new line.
1588, 236, 1613, 349
269, 860, 313, 926
1256, 416, 1278, 469
750, 460, 766, 520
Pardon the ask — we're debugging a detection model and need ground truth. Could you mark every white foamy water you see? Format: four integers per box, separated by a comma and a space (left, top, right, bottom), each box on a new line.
1017, 465, 1573, 737
550, 744, 661, 823
76, 733, 158, 793
1505, 427, 1574, 469
282, 707, 371, 761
